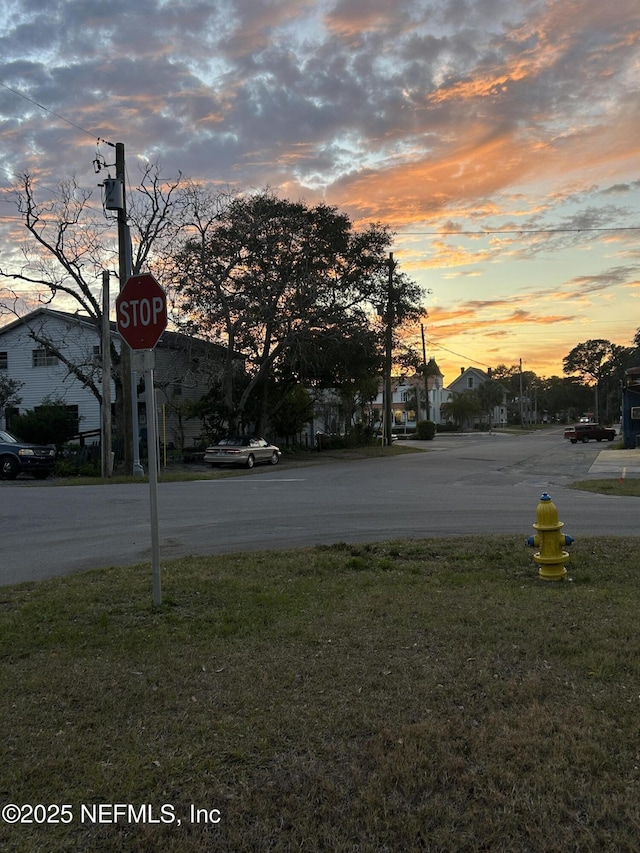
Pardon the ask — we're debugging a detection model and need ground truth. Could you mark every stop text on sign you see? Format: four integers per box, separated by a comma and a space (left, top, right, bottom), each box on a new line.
118, 296, 165, 329
116, 273, 167, 350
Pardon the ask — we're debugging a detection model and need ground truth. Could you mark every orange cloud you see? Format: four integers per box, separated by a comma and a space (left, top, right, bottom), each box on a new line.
328, 125, 554, 228
324, 0, 402, 41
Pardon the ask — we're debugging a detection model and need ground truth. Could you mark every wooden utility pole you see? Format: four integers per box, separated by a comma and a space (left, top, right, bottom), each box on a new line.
115, 142, 133, 470
519, 358, 524, 428
101, 270, 113, 477
421, 323, 429, 422
384, 253, 396, 447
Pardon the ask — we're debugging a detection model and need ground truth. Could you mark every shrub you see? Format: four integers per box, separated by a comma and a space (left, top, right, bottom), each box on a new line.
416, 420, 436, 440
12, 398, 79, 448
54, 443, 101, 477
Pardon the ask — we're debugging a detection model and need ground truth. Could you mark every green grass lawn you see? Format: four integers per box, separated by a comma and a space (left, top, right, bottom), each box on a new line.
570, 478, 640, 496
2, 536, 639, 852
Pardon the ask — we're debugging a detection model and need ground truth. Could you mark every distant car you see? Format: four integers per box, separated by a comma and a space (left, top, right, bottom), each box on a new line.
0, 429, 56, 480
563, 423, 616, 444
204, 436, 281, 469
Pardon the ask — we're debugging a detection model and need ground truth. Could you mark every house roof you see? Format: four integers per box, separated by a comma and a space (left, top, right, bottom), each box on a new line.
0, 307, 89, 337
446, 366, 489, 393
446, 366, 509, 396
0, 307, 228, 357
424, 357, 443, 377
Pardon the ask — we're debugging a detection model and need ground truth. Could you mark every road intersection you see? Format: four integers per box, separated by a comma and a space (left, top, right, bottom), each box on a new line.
2, 429, 639, 586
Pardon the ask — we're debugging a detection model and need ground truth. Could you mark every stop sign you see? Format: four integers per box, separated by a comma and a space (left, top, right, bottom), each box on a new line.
116, 274, 167, 350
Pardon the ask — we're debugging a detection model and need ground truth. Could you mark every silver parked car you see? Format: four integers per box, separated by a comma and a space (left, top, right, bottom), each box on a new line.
204, 436, 281, 469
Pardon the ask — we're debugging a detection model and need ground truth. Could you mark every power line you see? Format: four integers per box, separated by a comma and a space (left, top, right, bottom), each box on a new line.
400, 225, 640, 236
0, 82, 119, 221
3, 82, 637, 239
0, 80, 114, 147
0, 84, 139, 227
0, 169, 106, 220
422, 337, 488, 369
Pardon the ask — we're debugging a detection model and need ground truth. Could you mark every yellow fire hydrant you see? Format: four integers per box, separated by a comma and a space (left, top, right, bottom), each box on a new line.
526, 493, 574, 581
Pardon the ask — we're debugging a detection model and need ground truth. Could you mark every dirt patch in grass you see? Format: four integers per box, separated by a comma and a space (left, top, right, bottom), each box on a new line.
1, 536, 639, 851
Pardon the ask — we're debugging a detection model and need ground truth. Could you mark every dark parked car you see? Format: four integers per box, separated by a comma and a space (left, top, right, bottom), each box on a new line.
0, 429, 56, 480
204, 436, 281, 469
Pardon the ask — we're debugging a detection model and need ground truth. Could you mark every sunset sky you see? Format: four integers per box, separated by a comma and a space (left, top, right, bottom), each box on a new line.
1, 0, 639, 384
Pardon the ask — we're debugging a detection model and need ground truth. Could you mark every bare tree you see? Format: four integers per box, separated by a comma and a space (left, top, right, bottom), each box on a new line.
0, 373, 23, 414
0, 164, 189, 448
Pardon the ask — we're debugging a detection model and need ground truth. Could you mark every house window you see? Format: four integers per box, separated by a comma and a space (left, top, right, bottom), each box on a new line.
66, 405, 80, 434
0, 351, 7, 369
467, 377, 474, 389
93, 345, 101, 359
32, 346, 59, 367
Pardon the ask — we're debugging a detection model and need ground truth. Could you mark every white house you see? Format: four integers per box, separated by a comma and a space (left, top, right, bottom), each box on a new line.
367, 363, 508, 433
371, 358, 449, 430
0, 308, 228, 450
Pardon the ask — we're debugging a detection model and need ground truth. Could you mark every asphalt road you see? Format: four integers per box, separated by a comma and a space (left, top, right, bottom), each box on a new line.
3, 428, 639, 586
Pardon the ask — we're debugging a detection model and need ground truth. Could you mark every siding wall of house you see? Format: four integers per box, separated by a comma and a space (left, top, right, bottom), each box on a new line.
447, 367, 508, 427
142, 344, 214, 448
0, 313, 116, 434
371, 372, 449, 428
1, 309, 231, 449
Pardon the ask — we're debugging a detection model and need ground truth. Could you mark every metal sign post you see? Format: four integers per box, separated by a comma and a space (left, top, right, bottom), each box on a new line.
117, 274, 167, 608
145, 352, 161, 607
133, 349, 161, 606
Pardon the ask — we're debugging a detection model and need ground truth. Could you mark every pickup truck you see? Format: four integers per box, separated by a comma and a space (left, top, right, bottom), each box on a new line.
563, 423, 616, 443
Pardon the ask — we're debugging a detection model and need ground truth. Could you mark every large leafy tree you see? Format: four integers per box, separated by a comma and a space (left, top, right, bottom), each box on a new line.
492, 363, 538, 397
537, 376, 593, 422
563, 340, 614, 381
492, 363, 537, 424
477, 379, 505, 430
267, 385, 315, 444
287, 322, 384, 433
563, 339, 629, 423
563, 340, 609, 422
173, 190, 422, 434
442, 390, 481, 430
